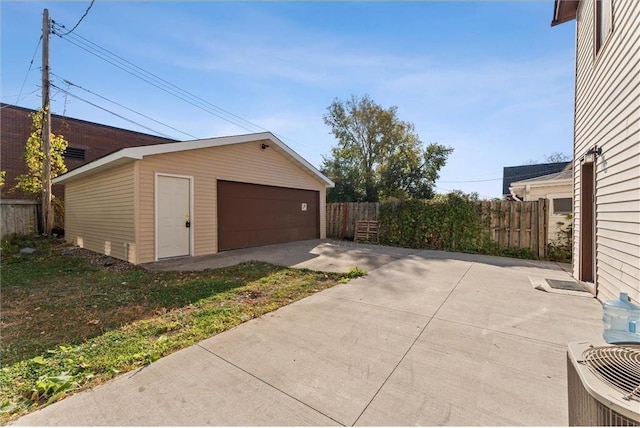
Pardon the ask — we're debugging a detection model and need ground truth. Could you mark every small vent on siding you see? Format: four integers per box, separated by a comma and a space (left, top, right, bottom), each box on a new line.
64, 147, 85, 160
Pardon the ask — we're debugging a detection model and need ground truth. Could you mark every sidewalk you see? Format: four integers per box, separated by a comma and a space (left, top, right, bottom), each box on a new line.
13, 241, 603, 425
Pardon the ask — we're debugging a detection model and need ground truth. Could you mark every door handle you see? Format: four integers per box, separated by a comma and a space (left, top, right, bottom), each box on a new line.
185, 220, 191, 228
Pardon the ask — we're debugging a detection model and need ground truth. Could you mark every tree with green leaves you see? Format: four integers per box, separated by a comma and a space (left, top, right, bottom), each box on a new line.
14, 109, 68, 196
321, 94, 453, 202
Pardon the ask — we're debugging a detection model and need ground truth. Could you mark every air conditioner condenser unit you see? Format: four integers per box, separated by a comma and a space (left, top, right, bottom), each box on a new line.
568, 340, 640, 426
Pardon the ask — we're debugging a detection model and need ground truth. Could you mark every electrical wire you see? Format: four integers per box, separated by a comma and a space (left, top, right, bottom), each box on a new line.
15, 35, 43, 104
51, 83, 178, 139
51, 22, 265, 133
438, 177, 502, 183
49, 21, 307, 148
55, 0, 95, 36
0, 89, 41, 109
434, 185, 496, 200
51, 72, 199, 139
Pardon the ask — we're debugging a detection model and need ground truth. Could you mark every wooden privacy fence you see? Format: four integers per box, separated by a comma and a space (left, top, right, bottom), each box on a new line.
326, 199, 548, 259
479, 199, 548, 259
326, 202, 380, 241
1, 200, 41, 239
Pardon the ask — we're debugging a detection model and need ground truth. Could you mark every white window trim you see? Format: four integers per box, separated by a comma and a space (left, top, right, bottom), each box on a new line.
593, 0, 613, 61
548, 192, 574, 216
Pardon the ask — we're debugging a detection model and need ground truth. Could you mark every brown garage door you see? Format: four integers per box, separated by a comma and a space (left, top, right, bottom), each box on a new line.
217, 180, 320, 251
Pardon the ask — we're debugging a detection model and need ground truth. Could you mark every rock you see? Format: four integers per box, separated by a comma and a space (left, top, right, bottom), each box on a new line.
51, 226, 65, 237
20, 247, 37, 256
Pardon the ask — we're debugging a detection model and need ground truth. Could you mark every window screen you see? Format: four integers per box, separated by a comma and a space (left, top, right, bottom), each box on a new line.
553, 198, 572, 214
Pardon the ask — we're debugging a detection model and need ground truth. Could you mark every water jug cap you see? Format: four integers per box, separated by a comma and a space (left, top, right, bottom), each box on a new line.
620, 292, 629, 301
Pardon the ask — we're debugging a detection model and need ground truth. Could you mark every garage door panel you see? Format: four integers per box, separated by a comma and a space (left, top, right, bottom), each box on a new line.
218, 181, 319, 251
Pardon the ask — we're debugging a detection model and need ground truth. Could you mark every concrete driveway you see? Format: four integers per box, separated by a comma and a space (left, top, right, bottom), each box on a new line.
13, 240, 603, 426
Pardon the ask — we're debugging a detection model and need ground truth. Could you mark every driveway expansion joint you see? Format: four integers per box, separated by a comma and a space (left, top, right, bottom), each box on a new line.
316, 292, 434, 320
431, 316, 576, 349
196, 344, 347, 427
352, 262, 475, 425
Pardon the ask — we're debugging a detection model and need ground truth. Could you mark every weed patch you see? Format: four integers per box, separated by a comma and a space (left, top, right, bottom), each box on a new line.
0, 237, 352, 424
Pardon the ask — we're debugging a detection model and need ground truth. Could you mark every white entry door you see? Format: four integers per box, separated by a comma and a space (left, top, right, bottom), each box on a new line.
156, 175, 191, 259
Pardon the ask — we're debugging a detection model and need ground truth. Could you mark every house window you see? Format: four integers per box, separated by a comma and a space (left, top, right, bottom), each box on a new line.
595, 0, 612, 54
64, 147, 85, 160
553, 198, 573, 215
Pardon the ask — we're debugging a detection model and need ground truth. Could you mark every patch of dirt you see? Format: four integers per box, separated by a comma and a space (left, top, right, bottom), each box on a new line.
237, 290, 265, 305
55, 242, 137, 272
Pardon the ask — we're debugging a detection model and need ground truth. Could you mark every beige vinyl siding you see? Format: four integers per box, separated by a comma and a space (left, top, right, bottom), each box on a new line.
509, 181, 573, 243
64, 163, 136, 263
136, 140, 327, 263
573, 0, 640, 302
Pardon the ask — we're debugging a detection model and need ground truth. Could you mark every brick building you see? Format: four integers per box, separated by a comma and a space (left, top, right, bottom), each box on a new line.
1, 103, 177, 199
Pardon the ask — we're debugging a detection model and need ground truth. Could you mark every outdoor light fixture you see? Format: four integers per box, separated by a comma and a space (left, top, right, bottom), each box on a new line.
582, 145, 602, 163
261, 143, 269, 150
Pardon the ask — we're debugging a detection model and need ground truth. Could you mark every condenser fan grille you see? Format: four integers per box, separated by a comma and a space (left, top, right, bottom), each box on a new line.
582, 345, 640, 401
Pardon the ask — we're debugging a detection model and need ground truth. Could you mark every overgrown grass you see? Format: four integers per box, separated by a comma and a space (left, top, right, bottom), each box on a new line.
0, 236, 364, 424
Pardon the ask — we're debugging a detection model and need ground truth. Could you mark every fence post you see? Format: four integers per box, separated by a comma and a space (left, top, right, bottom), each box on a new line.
538, 198, 547, 259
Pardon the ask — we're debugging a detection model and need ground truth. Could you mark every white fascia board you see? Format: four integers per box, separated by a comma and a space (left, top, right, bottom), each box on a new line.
53, 131, 335, 187
52, 150, 143, 184
509, 177, 572, 187
265, 134, 335, 188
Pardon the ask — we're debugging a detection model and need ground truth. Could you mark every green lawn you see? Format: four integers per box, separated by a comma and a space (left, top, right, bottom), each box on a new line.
0, 236, 363, 424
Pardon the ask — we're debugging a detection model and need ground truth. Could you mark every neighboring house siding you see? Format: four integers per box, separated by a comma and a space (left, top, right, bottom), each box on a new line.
573, 0, 640, 301
64, 164, 136, 263
136, 141, 327, 263
510, 183, 573, 244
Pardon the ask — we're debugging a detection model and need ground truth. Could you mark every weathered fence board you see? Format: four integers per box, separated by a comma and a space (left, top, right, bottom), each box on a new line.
326, 202, 380, 240
1, 200, 40, 239
327, 199, 548, 258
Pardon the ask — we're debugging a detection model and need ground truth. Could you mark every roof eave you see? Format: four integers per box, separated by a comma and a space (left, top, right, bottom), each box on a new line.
52, 152, 142, 184
510, 177, 572, 187
551, 0, 579, 27
52, 132, 335, 188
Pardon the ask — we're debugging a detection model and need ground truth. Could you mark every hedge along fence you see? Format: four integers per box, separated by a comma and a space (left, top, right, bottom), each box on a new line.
327, 194, 548, 259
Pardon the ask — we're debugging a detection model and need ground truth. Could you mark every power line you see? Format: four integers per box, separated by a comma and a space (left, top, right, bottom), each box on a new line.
438, 177, 502, 183
51, 83, 178, 139
50, 22, 265, 133
49, 21, 308, 148
0, 90, 41, 109
55, 0, 95, 36
15, 35, 43, 104
434, 185, 496, 200
51, 72, 199, 139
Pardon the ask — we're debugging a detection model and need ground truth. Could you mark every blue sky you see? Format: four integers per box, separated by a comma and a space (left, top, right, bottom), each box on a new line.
1, 1, 576, 198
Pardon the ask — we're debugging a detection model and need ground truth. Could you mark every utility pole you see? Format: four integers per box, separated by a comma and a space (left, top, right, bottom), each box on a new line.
41, 8, 53, 234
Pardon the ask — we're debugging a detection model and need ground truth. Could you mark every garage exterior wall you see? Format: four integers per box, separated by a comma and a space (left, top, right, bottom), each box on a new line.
572, 0, 640, 301
64, 163, 137, 263
136, 140, 327, 263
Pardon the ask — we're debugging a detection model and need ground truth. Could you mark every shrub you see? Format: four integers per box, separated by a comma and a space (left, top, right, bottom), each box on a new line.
379, 191, 538, 260
547, 215, 573, 263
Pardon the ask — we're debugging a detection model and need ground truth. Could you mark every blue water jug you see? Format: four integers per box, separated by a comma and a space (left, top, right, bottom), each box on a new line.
603, 292, 640, 344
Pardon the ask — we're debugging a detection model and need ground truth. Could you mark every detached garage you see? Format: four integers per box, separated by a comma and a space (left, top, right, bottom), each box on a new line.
52, 132, 333, 264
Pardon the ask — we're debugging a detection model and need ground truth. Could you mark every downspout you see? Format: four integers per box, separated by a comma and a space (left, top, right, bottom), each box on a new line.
508, 187, 522, 202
